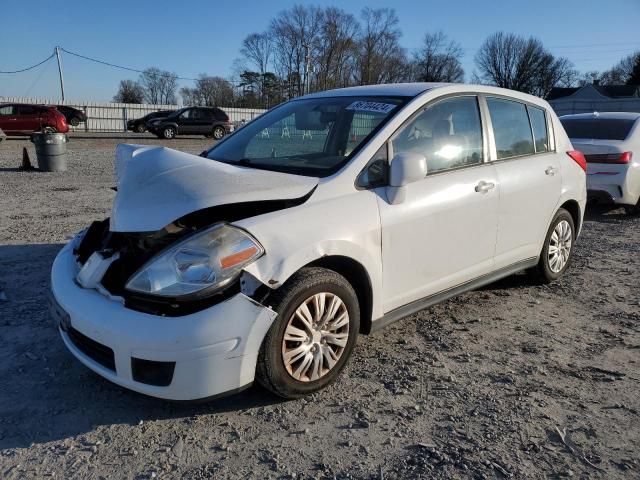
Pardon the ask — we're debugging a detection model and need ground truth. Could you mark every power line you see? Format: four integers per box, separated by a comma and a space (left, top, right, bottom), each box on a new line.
60, 47, 201, 81
0, 53, 55, 74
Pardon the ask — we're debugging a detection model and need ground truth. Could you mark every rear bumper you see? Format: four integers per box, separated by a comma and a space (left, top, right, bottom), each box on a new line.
50, 241, 277, 400
586, 164, 639, 206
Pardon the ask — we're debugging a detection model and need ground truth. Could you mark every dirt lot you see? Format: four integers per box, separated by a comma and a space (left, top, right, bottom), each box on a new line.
0, 135, 638, 479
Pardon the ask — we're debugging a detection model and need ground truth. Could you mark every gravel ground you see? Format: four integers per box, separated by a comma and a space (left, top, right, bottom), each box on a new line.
0, 135, 638, 479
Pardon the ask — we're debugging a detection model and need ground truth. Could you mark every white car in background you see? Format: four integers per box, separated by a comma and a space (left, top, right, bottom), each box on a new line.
50, 83, 586, 401
560, 112, 640, 214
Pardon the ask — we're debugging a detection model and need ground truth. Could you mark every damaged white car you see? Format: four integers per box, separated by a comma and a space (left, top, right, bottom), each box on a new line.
50, 83, 586, 400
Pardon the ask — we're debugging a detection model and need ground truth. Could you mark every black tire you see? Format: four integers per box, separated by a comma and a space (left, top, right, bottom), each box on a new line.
530, 208, 575, 284
162, 126, 176, 139
42, 126, 56, 133
212, 126, 225, 140
256, 267, 360, 399
135, 123, 146, 133
624, 198, 640, 215
69, 117, 80, 127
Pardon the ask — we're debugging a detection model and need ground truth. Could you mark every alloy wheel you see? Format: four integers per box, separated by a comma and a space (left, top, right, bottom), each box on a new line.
548, 219, 572, 273
281, 292, 349, 382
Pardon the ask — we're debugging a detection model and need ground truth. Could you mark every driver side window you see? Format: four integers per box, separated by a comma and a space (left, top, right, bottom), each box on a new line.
392, 96, 483, 175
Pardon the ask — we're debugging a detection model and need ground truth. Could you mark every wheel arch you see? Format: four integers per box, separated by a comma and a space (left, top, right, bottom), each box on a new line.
559, 199, 582, 235
304, 255, 374, 335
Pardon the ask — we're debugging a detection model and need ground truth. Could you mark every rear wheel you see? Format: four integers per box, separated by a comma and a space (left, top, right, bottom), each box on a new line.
624, 198, 640, 215
212, 126, 225, 140
42, 126, 56, 133
162, 126, 176, 139
530, 208, 575, 284
135, 123, 146, 133
256, 267, 360, 399
69, 117, 80, 127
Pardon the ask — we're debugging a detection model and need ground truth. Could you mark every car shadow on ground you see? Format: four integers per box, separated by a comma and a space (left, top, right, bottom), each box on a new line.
0, 243, 286, 450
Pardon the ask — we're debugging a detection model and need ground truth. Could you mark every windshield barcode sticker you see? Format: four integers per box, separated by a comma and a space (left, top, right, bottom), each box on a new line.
346, 101, 397, 114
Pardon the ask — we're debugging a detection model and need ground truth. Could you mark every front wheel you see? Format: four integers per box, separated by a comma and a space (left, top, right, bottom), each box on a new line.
256, 267, 360, 399
212, 126, 225, 140
162, 126, 176, 139
530, 208, 575, 284
69, 117, 80, 127
135, 123, 146, 133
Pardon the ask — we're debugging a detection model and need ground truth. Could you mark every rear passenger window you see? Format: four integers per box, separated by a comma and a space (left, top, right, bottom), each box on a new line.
527, 106, 549, 153
487, 98, 534, 159
392, 96, 484, 174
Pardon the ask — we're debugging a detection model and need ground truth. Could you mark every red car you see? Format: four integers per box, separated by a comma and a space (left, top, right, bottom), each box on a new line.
0, 103, 69, 135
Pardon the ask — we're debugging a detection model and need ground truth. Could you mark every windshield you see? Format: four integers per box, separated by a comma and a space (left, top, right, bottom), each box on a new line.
561, 118, 636, 141
206, 96, 408, 176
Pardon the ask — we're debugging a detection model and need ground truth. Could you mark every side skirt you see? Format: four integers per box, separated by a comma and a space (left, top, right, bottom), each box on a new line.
370, 257, 538, 334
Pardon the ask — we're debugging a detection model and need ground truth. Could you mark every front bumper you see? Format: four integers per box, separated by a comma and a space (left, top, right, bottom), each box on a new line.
50, 242, 277, 400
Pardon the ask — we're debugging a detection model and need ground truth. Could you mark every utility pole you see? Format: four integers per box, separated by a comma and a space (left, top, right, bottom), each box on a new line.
303, 43, 311, 95
54, 46, 66, 103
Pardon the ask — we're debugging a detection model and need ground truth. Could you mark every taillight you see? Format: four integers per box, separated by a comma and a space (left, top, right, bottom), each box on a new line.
567, 150, 587, 172
619, 151, 632, 164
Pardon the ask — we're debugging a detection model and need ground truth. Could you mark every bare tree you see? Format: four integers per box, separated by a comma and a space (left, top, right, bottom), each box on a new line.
356, 8, 408, 85
139, 68, 179, 104
411, 31, 464, 83
241, 33, 273, 101
270, 5, 323, 97
113, 80, 144, 103
600, 51, 640, 85
314, 7, 360, 90
180, 75, 234, 106
475, 32, 575, 97
628, 54, 640, 85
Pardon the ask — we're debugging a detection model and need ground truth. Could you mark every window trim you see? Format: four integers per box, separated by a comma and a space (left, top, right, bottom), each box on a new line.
483, 95, 556, 162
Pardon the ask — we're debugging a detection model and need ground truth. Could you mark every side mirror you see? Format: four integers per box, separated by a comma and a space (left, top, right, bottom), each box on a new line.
386, 152, 427, 204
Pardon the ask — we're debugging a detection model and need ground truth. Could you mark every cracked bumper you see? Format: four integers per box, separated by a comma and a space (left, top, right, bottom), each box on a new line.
50, 242, 277, 400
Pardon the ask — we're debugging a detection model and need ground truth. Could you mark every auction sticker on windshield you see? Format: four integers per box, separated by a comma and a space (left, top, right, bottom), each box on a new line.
346, 101, 397, 114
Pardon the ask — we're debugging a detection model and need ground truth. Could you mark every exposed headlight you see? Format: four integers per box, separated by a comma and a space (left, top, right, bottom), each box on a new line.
125, 224, 264, 298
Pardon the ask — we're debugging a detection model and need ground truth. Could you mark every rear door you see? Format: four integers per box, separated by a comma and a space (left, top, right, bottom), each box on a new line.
485, 97, 561, 268
0, 105, 18, 133
198, 108, 216, 134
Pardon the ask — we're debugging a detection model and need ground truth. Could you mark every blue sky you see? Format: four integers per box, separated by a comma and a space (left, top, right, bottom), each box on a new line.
1, 0, 639, 102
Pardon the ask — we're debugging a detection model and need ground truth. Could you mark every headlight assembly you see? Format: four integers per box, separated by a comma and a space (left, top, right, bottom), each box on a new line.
125, 223, 263, 298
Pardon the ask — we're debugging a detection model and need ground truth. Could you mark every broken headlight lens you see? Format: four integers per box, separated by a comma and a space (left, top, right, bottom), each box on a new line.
125, 224, 264, 298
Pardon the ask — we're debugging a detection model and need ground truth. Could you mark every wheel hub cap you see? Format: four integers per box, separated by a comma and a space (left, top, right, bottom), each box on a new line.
281, 292, 349, 382
548, 220, 572, 273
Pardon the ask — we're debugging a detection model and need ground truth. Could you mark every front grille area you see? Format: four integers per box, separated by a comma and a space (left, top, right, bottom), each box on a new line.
131, 358, 175, 386
67, 327, 116, 372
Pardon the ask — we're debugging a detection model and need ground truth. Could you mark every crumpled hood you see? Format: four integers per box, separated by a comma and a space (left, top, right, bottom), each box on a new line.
111, 144, 318, 232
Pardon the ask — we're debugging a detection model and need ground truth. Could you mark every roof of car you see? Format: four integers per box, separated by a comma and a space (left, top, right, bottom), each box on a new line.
560, 112, 640, 121
300, 83, 450, 99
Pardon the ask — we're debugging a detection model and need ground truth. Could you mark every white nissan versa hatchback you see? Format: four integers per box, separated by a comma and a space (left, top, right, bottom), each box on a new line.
50, 83, 586, 400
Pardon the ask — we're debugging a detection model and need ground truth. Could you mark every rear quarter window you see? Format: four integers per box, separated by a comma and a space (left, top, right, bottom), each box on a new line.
560, 118, 636, 141
527, 106, 549, 153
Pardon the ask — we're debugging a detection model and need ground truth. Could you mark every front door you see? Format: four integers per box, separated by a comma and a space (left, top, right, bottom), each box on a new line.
376, 95, 499, 313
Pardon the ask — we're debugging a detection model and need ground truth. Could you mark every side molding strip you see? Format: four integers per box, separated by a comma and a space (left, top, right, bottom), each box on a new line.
370, 257, 538, 333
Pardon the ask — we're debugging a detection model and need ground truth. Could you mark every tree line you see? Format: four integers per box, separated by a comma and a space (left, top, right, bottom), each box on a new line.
113, 5, 640, 107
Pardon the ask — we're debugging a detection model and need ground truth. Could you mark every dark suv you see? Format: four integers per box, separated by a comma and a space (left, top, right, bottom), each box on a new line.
0, 103, 69, 135
127, 110, 175, 133
147, 106, 233, 139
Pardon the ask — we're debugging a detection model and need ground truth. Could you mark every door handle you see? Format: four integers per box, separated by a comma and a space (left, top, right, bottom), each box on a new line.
545, 166, 557, 176
475, 181, 495, 193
